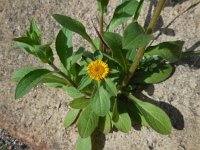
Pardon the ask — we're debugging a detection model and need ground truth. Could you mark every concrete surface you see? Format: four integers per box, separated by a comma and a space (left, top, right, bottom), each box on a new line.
0, 0, 200, 149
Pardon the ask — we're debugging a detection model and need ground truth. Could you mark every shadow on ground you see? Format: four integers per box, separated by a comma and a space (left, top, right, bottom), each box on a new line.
138, 92, 184, 130
144, 0, 200, 40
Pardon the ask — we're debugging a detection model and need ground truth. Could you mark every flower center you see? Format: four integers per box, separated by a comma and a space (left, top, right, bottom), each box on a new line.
87, 60, 109, 80
94, 65, 105, 75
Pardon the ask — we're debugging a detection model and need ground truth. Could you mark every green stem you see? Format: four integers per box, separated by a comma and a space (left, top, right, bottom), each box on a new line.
48, 62, 77, 88
122, 0, 166, 87
146, 0, 167, 34
122, 46, 146, 87
99, 11, 104, 51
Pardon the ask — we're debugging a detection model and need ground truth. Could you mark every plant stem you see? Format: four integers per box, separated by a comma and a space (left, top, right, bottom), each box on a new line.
122, 0, 166, 87
48, 62, 77, 88
146, 0, 167, 34
122, 46, 146, 87
99, 10, 104, 51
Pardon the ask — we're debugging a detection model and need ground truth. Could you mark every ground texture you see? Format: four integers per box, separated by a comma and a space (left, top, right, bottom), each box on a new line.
0, 0, 200, 150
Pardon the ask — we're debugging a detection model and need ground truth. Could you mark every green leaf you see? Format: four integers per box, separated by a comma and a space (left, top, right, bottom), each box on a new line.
94, 50, 103, 60
107, 0, 139, 31
29, 19, 42, 44
45, 83, 64, 88
112, 99, 119, 122
93, 37, 100, 51
123, 22, 153, 49
99, 114, 111, 134
64, 109, 80, 128
42, 74, 69, 85
133, 0, 144, 21
113, 111, 132, 133
76, 136, 92, 150
145, 41, 185, 63
133, 62, 173, 84
69, 63, 82, 82
113, 99, 132, 132
15, 69, 51, 99
104, 78, 118, 96
34, 43, 54, 63
78, 76, 92, 90
71, 47, 84, 65
12, 67, 68, 88
56, 28, 73, 69
53, 14, 94, 46
128, 94, 172, 135
103, 53, 123, 69
11, 67, 37, 82
78, 106, 99, 138
91, 86, 111, 116
70, 98, 90, 109
103, 32, 127, 70
69, 62, 81, 74
14, 42, 35, 54
125, 101, 149, 127
78, 66, 87, 76
1, 144, 7, 150
63, 86, 85, 99
126, 48, 136, 62
60, 64, 70, 76
13, 37, 38, 46
13, 19, 42, 55
97, 0, 109, 12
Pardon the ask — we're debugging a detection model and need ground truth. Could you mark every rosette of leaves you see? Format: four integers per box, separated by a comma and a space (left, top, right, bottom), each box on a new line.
12, 0, 199, 149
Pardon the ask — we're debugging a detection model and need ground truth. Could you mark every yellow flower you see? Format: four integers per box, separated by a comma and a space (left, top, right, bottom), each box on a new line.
87, 60, 109, 80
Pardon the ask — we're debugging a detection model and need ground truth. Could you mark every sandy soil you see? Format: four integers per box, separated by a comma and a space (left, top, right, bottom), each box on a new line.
0, 0, 200, 149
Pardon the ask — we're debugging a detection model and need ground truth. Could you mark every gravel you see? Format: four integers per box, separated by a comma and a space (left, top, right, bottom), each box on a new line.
0, 129, 31, 150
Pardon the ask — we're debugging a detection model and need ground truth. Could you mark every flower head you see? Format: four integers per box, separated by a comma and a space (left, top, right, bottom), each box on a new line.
87, 60, 109, 80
